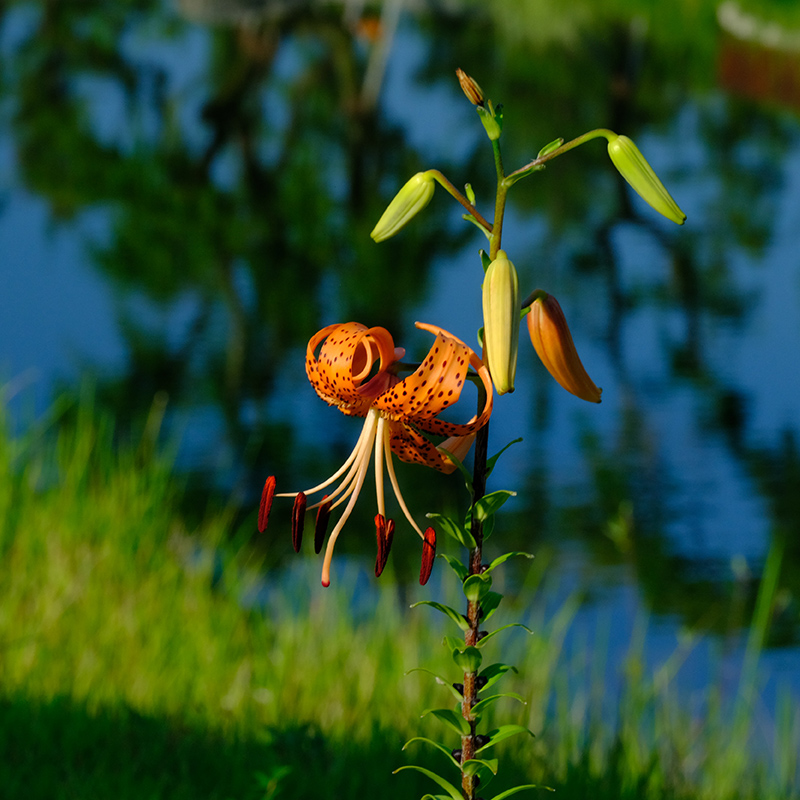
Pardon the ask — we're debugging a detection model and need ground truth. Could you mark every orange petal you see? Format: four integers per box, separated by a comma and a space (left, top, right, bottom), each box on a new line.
373, 322, 493, 439
387, 420, 460, 473
306, 323, 399, 416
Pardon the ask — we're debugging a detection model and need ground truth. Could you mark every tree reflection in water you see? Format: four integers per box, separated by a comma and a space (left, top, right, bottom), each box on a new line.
1, 0, 799, 645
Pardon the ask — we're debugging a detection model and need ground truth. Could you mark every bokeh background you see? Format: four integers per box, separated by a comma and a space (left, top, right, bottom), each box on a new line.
1, 1, 799, 798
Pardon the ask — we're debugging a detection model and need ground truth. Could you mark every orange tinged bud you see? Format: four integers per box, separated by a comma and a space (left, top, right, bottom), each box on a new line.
456, 68, 485, 106
527, 292, 602, 404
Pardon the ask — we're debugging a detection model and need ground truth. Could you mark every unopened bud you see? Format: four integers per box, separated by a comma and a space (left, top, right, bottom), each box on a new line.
606, 134, 686, 225
527, 292, 602, 403
482, 250, 519, 395
370, 172, 435, 242
456, 68, 485, 106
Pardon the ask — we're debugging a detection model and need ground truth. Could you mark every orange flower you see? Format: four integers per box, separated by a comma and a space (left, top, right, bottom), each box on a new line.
527, 292, 602, 404
261, 321, 493, 586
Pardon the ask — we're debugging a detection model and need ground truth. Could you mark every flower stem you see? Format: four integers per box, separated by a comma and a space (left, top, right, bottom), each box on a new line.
426, 169, 492, 233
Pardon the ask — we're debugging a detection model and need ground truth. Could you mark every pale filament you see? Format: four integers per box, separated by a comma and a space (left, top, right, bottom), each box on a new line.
383, 423, 425, 539
275, 409, 377, 508
374, 415, 387, 518
320, 416, 378, 586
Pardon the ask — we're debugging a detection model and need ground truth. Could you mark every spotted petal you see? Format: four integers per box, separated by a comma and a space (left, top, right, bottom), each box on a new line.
306, 322, 401, 416
374, 322, 493, 439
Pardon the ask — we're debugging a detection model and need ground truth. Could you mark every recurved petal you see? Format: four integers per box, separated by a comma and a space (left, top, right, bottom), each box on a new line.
373, 322, 493, 439
387, 420, 460, 473
306, 322, 400, 415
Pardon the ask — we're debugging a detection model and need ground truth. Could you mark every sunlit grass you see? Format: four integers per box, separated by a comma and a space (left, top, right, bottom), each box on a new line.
0, 396, 797, 799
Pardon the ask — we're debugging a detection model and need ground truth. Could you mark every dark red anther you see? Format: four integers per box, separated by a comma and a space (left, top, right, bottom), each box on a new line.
291, 492, 307, 553
374, 514, 395, 577
419, 526, 436, 585
258, 476, 276, 532
314, 496, 331, 554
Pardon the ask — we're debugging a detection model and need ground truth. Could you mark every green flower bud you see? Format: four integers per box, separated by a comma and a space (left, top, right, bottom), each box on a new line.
482, 250, 519, 395
370, 172, 435, 242
607, 134, 686, 225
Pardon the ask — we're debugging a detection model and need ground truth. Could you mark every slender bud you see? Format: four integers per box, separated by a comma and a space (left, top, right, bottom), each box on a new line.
370, 172, 435, 242
527, 292, 602, 403
606, 134, 686, 225
314, 496, 331, 554
258, 476, 276, 532
482, 250, 520, 395
419, 526, 436, 585
291, 492, 307, 553
456, 68, 485, 106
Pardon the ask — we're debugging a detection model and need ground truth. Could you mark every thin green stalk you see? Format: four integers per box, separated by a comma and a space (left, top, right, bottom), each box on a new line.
427, 169, 493, 233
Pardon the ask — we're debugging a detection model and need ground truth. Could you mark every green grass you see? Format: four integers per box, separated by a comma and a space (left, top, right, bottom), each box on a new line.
0, 396, 797, 799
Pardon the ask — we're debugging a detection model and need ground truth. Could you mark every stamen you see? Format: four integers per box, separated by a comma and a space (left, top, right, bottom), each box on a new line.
291, 492, 307, 553
374, 415, 386, 518
419, 526, 436, 585
258, 476, 276, 532
275, 412, 376, 500
325, 411, 379, 512
314, 496, 331, 554
374, 515, 395, 577
382, 422, 425, 539
320, 415, 378, 586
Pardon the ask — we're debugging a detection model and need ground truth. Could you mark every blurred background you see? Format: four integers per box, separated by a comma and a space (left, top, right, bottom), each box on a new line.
1, 0, 799, 798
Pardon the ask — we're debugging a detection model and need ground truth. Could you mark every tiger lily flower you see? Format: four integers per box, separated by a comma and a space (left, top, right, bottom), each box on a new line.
259, 321, 493, 587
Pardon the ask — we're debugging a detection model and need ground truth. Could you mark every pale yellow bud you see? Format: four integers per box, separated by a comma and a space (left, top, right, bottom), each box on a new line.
527, 292, 602, 403
370, 172, 435, 242
482, 250, 519, 395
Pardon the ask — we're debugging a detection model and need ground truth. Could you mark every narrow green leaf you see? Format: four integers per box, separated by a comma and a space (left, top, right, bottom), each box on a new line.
485, 438, 523, 477
473, 490, 516, 522
479, 249, 492, 272
439, 554, 468, 581
463, 573, 492, 603
483, 551, 534, 576
479, 663, 519, 692
490, 785, 554, 800
421, 707, 470, 736
405, 668, 464, 701
451, 645, 482, 673
427, 512, 477, 549
471, 692, 526, 716
403, 737, 460, 769
443, 635, 463, 653
481, 591, 503, 621
411, 601, 469, 631
476, 623, 533, 649
435, 445, 473, 493
463, 758, 499, 776
392, 766, 463, 800
476, 725, 534, 753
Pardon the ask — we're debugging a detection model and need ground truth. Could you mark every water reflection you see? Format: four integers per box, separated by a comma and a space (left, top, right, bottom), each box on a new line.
1, 0, 799, 646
